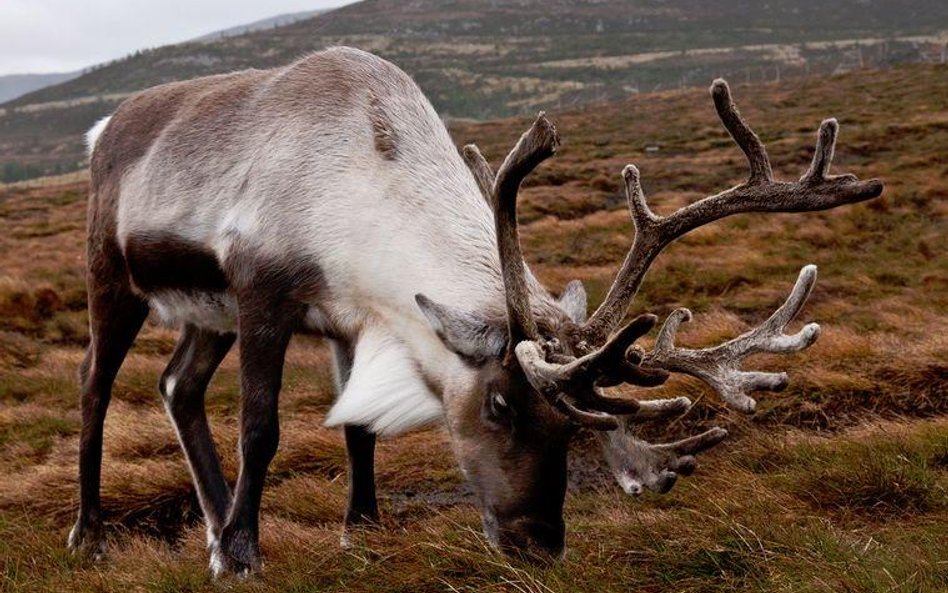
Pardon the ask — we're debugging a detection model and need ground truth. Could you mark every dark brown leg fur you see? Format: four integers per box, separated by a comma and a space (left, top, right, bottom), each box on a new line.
69, 237, 148, 557
330, 341, 380, 527
213, 292, 303, 575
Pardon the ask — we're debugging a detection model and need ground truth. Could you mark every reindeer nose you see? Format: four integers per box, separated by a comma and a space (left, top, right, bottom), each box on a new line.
617, 472, 644, 496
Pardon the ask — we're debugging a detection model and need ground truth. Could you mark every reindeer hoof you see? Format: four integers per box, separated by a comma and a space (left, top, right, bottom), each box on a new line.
340, 521, 379, 549
209, 545, 258, 579
67, 520, 106, 561
211, 528, 262, 578
339, 528, 355, 549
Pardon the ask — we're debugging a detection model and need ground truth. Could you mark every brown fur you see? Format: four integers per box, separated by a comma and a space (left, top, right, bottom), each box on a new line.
125, 232, 228, 293
369, 94, 398, 160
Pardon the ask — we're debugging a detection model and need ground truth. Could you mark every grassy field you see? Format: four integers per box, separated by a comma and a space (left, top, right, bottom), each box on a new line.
0, 63, 946, 592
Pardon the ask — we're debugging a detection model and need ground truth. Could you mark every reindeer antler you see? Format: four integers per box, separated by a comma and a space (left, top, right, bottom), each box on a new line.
515, 314, 668, 429
645, 265, 821, 412
461, 82, 882, 428
600, 423, 729, 495
489, 113, 559, 348
580, 79, 884, 344
465, 115, 667, 429
461, 144, 495, 205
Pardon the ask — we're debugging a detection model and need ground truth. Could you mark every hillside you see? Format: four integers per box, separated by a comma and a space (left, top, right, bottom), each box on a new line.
0, 63, 945, 592
1, 0, 947, 181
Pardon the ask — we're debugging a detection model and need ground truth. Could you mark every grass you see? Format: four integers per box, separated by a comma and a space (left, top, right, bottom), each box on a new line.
0, 63, 945, 591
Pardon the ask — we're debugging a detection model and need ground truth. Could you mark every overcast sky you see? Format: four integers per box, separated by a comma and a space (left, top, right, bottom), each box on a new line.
0, 0, 351, 76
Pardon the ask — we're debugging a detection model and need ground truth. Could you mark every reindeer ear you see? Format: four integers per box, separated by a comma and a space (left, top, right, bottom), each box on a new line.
415, 294, 506, 361
558, 280, 587, 323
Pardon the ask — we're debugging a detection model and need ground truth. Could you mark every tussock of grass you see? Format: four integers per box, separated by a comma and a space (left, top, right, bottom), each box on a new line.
0, 277, 66, 334
0, 330, 42, 369
764, 423, 948, 517
265, 475, 347, 525
0, 404, 78, 465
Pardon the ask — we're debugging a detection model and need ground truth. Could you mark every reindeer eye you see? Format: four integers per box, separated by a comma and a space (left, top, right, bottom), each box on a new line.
491, 393, 508, 413
484, 391, 513, 426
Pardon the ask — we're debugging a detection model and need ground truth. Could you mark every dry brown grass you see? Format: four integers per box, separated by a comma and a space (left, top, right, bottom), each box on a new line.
0, 64, 945, 591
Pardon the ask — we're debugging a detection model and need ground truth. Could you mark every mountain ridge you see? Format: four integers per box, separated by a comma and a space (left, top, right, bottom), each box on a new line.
191, 9, 328, 43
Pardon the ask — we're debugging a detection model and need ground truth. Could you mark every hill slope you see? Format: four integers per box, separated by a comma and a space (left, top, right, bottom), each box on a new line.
1, 0, 947, 180
12, 0, 948, 109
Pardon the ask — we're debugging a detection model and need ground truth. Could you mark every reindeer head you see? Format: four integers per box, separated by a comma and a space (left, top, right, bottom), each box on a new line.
416, 81, 883, 560
415, 289, 667, 559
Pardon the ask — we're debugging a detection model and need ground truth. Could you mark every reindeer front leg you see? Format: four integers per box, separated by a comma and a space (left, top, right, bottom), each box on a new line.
159, 324, 235, 555
213, 292, 303, 577
329, 341, 381, 533
344, 425, 379, 526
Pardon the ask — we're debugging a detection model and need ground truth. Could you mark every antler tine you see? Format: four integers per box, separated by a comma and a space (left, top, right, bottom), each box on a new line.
581, 79, 884, 344
462, 144, 495, 205
645, 265, 822, 413
515, 341, 642, 419
623, 164, 659, 229
802, 117, 856, 185
550, 394, 621, 431
710, 79, 773, 184
491, 113, 560, 347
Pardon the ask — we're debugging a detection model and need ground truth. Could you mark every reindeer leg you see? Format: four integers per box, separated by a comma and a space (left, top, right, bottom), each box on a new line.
69, 245, 149, 558
328, 340, 379, 548
214, 292, 302, 577
340, 425, 379, 549
343, 425, 379, 525
331, 340, 380, 528
159, 324, 235, 556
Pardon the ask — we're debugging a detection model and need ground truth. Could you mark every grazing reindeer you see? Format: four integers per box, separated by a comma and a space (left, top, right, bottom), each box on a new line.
71, 46, 882, 573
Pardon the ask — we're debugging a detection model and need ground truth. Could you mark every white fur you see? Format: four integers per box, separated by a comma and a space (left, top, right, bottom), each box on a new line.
149, 290, 237, 332
208, 542, 225, 577
325, 325, 443, 436
164, 376, 177, 398
212, 201, 261, 263
85, 116, 112, 157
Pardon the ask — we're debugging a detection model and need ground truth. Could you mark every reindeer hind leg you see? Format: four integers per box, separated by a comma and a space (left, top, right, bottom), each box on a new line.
69, 242, 149, 557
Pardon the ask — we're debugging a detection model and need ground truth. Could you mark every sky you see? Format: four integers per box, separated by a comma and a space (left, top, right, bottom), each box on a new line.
0, 0, 351, 76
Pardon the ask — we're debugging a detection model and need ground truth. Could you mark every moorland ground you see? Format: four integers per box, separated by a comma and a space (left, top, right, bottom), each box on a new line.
0, 63, 945, 592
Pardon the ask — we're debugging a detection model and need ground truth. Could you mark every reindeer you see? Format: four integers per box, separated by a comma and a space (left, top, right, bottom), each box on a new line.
70, 46, 882, 573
